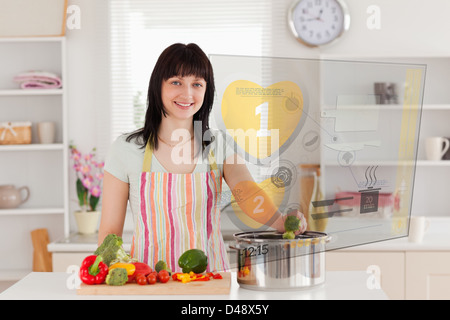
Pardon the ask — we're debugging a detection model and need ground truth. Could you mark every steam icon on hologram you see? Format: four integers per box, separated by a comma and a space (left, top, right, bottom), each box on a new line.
359, 166, 380, 214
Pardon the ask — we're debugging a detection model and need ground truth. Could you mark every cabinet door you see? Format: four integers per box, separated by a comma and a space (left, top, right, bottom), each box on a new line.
406, 252, 450, 300
52, 253, 88, 272
326, 251, 405, 300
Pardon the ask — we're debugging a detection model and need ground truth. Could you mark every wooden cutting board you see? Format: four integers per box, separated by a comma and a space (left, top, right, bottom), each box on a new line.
77, 272, 231, 295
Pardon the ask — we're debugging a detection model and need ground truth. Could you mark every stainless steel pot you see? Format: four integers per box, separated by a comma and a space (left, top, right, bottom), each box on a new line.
231, 230, 330, 291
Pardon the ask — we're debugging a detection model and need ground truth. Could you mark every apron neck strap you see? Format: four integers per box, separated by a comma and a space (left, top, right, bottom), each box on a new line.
208, 149, 218, 172
142, 141, 218, 172
142, 142, 153, 172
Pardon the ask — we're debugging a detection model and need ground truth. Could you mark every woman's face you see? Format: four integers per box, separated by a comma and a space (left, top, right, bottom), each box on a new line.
161, 75, 207, 121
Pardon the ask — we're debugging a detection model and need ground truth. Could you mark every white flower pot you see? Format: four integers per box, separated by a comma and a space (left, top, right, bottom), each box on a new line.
74, 210, 101, 235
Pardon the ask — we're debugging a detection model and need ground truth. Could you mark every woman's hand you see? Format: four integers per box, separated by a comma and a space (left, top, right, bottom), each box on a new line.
293, 210, 307, 235
273, 210, 307, 235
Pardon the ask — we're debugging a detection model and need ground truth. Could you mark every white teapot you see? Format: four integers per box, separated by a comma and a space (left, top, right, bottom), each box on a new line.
0, 185, 30, 209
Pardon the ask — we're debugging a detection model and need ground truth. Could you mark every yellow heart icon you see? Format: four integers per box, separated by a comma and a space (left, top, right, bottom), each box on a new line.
221, 80, 304, 162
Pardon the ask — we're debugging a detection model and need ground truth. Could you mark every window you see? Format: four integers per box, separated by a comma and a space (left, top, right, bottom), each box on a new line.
109, 0, 274, 142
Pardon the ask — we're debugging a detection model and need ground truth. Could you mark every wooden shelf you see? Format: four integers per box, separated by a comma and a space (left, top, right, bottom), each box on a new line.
0, 144, 64, 152
416, 160, 450, 166
422, 104, 450, 111
0, 208, 65, 216
0, 89, 63, 96
324, 160, 450, 167
321, 104, 450, 111
0, 36, 64, 43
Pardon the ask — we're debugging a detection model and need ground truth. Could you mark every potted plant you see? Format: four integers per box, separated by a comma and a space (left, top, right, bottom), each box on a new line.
69, 144, 104, 235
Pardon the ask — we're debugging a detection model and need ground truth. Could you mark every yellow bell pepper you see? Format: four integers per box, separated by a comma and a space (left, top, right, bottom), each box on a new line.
109, 262, 136, 276
176, 273, 192, 283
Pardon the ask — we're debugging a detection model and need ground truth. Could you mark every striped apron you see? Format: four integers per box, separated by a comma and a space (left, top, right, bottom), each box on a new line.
130, 142, 230, 273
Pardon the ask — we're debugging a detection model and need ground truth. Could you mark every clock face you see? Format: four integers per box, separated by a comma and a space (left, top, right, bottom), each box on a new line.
289, 0, 349, 47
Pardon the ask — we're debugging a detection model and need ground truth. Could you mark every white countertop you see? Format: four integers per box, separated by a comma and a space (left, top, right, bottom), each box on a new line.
0, 271, 387, 300
331, 216, 450, 252
48, 232, 133, 253
48, 217, 450, 253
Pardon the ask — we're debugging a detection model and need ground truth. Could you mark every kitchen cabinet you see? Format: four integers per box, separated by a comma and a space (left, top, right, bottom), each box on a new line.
52, 253, 88, 272
405, 252, 450, 300
0, 37, 68, 279
326, 251, 405, 300
326, 217, 450, 300
327, 250, 450, 300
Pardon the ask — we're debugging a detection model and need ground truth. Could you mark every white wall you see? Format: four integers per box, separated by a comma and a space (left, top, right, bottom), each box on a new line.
271, 0, 450, 58
63, 0, 450, 234
65, 0, 111, 231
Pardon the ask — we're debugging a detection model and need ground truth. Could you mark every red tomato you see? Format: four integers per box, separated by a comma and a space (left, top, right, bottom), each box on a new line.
158, 270, 170, 283
136, 274, 147, 285
147, 273, 157, 285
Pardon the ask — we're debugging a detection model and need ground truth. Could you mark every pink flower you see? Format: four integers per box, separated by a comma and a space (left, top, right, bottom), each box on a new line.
82, 177, 93, 189
81, 165, 91, 174
72, 153, 81, 161
90, 185, 101, 197
70, 143, 104, 211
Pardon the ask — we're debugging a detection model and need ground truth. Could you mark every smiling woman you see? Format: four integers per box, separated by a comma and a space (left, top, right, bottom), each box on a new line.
161, 75, 207, 122
126, 43, 215, 152
99, 43, 231, 273
99, 43, 305, 273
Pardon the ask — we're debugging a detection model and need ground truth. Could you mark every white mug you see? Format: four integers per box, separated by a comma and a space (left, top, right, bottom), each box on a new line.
425, 137, 450, 161
408, 216, 430, 243
37, 121, 55, 144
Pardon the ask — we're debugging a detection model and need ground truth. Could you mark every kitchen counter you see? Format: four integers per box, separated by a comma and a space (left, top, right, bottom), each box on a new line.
48, 232, 133, 253
0, 271, 387, 300
329, 216, 450, 252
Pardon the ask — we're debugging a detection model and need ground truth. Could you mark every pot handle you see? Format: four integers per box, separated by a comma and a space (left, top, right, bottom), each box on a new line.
325, 235, 332, 243
228, 244, 243, 250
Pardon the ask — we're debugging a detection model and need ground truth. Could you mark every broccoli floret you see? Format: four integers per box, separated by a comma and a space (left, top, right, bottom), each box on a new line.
155, 260, 172, 275
282, 231, 296, 239
94, 234, 131, 267
105, 268, 128, 286
94, 233, 118, 256
282, 216, 302, 239
284, 215, 301, 232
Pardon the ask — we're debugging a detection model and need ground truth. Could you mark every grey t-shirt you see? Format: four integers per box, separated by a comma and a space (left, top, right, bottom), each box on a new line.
104, 129, 236, 218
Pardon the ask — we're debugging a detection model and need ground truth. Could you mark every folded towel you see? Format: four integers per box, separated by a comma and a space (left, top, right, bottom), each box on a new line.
13, 71, 62, 89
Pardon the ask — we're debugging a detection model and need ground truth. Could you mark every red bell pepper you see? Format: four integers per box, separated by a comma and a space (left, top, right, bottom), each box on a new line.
206, 272, 222, 279
192, 275, 210, 281
172, 272, 181, 281
127, 262, 153, 282
79, 255, 109, 285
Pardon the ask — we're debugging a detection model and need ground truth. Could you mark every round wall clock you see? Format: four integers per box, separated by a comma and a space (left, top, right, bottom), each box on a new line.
288, 0, 351, 48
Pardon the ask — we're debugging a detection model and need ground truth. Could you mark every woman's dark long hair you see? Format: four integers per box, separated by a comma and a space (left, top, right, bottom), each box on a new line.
126, 43, 215, 151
